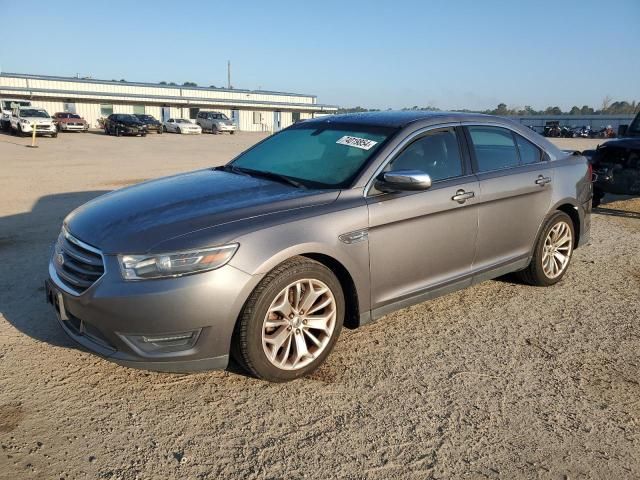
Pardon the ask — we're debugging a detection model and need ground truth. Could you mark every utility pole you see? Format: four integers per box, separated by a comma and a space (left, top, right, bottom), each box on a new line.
227, 60, 231, 89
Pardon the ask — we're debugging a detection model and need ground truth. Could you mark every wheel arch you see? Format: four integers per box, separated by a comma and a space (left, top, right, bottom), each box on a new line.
300, 253, 360, 329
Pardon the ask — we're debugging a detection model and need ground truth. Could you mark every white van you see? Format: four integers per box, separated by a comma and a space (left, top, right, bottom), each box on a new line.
1, 98, 32, 130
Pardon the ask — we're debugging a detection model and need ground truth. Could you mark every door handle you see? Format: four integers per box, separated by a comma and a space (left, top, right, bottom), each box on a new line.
452, 189, 475, 204
535, 175, 552, 186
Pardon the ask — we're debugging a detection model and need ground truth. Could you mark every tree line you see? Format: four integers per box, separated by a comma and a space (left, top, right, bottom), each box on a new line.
337, 98, 639, 116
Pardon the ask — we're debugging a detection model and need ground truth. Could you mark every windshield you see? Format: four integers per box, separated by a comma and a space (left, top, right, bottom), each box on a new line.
628, 112, 640, 136
3, 101, 30, 110
211, 113, 228, 120
135, 115, 154, 121
59, 113, 80, 118
20, 109, 49, 118
176, 119, 191, 123
230, 124, 397, 188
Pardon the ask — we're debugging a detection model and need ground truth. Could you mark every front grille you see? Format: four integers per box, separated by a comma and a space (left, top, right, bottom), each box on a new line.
54, 229, 105, 294
35, 124, 51, 130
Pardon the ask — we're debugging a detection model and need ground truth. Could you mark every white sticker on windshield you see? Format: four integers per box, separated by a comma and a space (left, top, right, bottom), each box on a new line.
336, 135, 378, 151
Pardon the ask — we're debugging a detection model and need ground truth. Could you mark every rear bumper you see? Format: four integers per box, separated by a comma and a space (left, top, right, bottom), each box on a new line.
46, 256, 262, 373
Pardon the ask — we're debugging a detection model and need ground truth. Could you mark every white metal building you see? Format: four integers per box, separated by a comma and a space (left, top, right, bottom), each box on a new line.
0, 72, 337, 131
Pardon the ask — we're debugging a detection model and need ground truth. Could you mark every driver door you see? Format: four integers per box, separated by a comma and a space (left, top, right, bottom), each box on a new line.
367, 126, 479, 313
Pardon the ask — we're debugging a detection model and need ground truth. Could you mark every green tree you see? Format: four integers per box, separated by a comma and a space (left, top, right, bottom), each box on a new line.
182, 81, 198, 87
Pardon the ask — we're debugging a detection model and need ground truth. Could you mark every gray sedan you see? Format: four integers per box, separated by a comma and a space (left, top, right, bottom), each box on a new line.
46, 112, 592, 382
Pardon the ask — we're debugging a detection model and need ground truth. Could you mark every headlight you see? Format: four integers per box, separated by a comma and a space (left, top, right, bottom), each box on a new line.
20, 118, 30, 124
118, 244, 238, 280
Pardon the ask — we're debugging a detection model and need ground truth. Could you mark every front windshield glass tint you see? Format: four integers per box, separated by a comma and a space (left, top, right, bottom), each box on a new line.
212, 113, 228, 120
231, 124, 397, 188
176, 119, 190, 123
21, 109, 49, 118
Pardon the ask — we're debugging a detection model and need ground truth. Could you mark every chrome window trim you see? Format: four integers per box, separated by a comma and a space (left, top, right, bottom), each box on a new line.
460, 121, 550, 167
50, 227, 107, 297
364, 122, 461, 197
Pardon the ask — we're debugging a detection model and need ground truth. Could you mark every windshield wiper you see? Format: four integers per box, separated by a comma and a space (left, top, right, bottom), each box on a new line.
219, 165, 305, 189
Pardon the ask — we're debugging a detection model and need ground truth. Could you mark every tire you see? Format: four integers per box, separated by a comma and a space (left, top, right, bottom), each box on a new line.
230, 130, 235, 135
517, 211, 575, 287
51, 132, 57, 138
176, 127, 181, 134
115, 127, 121, 137
592, 189, 604, 208
232, 256, 344, 382
17, 125, 25, 137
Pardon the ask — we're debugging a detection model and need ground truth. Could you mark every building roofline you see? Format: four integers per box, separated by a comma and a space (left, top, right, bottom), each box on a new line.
0, 85, 338, 111
0, 71, 319, 100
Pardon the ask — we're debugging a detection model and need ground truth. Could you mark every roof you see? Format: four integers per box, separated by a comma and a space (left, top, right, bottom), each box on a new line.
0, 71, 318, 99
303, 111, 495, 128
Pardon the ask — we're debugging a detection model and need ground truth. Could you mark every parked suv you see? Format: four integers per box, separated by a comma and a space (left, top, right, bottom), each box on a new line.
53, 112, 89, 132
1, 98, 31, 130
11, 107, 57, 137
582, 110, 640, 206
134, 114, 163, 134
104, 114, 147, 136
196, 110, 237, 134
46, 112, 592, 382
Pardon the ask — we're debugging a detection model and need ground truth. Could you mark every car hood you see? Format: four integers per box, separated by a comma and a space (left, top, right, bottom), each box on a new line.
59, 117, 86, 123
21, 117, 52, 123
600, 137, 640, 150
64, 169, 338, 254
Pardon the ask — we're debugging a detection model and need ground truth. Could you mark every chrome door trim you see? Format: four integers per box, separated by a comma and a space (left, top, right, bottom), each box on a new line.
363, 122, 461, 197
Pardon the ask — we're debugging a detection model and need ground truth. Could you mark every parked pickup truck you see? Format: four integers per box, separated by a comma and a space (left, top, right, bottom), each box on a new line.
582, 111, 640, 206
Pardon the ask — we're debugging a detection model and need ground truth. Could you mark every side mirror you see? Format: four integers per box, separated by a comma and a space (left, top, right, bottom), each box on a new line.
375, 170, 432, 192
618, 124, 628, 137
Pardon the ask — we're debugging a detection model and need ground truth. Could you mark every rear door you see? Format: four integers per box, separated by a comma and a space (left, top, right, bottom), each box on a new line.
367, 126, 479, 310
464, 125, 553, 273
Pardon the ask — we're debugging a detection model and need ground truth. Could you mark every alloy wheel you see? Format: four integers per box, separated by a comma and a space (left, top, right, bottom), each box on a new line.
542, 221, 573, 279
261, 278, 337, 370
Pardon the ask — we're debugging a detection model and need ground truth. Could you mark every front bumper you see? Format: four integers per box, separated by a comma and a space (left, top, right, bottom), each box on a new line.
59, 123, 89, 131
179, 129, 202, 135
21, 124, 56, 134
46, 255, 262, 372
217, 124, 236, 132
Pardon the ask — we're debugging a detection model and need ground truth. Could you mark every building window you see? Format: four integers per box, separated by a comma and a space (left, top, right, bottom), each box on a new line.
189, 107, 200, 119
63, 102, 76, 113
292, 112, 301, 123
100, 104, 114, 117
253, 111, 263, 124
133, 105, 145, 115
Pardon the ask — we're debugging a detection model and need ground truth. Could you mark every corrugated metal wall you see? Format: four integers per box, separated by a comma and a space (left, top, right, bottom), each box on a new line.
1, 73, 336, 130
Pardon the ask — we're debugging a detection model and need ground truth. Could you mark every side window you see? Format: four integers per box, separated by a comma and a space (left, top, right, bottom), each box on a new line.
386, 128, 463, 182
515, 134, 542, 164
468, 126, 519, 172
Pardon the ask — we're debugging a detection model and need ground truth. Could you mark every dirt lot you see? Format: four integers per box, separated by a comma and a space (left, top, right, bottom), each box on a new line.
0, 132, 638, 479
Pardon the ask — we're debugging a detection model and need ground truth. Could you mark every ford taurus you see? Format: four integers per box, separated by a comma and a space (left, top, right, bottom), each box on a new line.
46, 112, 592, 382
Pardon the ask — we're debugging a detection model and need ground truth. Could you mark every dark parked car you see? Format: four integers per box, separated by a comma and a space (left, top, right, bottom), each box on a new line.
134, 114, 163, 134
583, 111, 640, 206
46, 112, 592, 382
104, 114, 147, 137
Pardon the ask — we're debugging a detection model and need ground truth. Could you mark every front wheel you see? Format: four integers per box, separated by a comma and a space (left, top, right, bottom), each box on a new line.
518, 211, 574, 286
176, 127, 181, 134
232, 257, 344, 382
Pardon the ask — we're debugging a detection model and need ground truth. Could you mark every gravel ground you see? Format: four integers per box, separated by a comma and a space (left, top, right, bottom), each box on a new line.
0, 133, 638, 479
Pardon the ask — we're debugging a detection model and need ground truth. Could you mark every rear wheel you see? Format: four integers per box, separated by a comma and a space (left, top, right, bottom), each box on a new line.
233, 257, 344, 382
518, 211, 574, 286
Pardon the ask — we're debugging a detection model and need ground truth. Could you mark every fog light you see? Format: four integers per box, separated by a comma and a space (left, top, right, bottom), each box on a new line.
142, 333, 195, 344
121, 329, 201, 355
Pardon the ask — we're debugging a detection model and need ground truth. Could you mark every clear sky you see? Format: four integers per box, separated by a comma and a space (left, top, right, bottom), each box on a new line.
1, 0, 638, 111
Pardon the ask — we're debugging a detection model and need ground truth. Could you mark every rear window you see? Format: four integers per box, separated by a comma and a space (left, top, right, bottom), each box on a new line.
515, 134, 542, 164
468, 126, 519, 172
